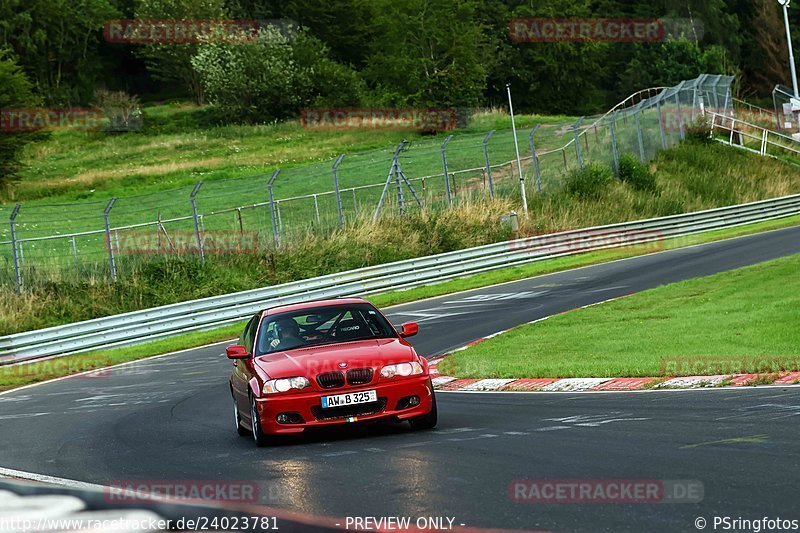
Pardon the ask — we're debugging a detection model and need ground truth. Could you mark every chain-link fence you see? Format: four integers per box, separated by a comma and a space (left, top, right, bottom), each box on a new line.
0, 74, 739, 291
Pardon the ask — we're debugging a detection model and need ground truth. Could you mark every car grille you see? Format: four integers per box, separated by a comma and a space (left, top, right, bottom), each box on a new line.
311, 398, 388, 421
317, 371, 345, 389
346, 368, 374, 385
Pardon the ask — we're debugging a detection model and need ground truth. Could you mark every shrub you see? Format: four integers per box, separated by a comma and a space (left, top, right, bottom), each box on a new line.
565, 163, 614, 199
684, 116, 713, 145
191, 27, 364, 123
618, 154, 657, 192
93, 89, 143, 132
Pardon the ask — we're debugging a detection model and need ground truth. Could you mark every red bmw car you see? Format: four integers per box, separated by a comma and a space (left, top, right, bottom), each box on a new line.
227, 297, 437, 446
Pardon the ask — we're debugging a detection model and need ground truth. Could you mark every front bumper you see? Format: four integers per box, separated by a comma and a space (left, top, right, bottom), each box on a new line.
254, 375, 434, 434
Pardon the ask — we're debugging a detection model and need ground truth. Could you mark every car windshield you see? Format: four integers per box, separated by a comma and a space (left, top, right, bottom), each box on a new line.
255, 303, 397, 355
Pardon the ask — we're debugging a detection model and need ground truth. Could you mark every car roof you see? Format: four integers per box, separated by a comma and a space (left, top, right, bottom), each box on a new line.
260, 297, 370, 317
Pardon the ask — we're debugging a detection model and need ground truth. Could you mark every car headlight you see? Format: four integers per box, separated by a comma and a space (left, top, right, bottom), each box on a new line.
380, 362, 423, 378
263, 376, 310, 394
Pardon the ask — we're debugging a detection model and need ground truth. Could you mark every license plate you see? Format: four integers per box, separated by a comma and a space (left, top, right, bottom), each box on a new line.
321, 390, 377, 409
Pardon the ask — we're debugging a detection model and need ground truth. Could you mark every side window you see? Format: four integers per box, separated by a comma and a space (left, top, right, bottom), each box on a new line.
241, 314, 260, 354
239, 316, 254, 346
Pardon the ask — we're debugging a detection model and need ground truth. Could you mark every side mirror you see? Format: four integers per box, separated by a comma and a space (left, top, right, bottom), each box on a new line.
399, 321, 419, 338
226, 345, 249, 359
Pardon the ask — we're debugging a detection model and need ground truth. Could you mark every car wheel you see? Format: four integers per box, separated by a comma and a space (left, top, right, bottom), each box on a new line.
250, 395, 272, 447
233, 396, 249, 437
409, 391, 438, 430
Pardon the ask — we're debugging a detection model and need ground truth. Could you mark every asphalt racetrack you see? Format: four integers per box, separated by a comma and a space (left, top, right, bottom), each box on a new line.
2, 226, 800, 532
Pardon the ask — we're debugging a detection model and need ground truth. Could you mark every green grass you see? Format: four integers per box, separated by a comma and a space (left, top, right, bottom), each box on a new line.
9, 104, 573, 205
438, 253, 800, 379
2, 212, 799, 393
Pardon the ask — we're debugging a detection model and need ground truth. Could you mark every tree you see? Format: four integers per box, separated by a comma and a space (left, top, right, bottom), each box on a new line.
0, 52, 44, 196
0, 0, 119, 104
364, 0, 489, 108
191, 27, 364, 122
134, 0, 227, 104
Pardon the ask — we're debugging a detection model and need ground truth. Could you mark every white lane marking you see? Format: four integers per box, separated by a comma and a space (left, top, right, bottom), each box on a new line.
435, 427, 477, 435
0, 467, 103, 491
321, 451, 358, 457
715, 403, 800, 421
544, 412, 650, 427
586, 285, 628, 293
0, 413, 50, 420
574, 418, 649, 427
447, 434, 499, 442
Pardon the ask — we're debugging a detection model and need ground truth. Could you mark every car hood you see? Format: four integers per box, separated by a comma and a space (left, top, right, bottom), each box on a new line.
253, 338, 416, 379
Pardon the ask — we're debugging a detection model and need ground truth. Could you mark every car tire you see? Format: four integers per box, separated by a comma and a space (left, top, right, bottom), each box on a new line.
409, 391, 438, 430
250, 395, 272, 447
233, 396, 249, 437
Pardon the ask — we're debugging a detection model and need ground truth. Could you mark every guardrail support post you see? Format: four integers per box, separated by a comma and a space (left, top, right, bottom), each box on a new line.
572, 116, 585, 169
441, 135, 453, 205
103, 198, 118, 281
482, 130, 495, 198
610, 110, 620, 177
332, 154, 345, 227
9, 204, 22, 294
267, 170, 281, 245
528, 125, 542, 192
657, 99, 667, 149
635, 108, 645, 163
189, 182, 204, 261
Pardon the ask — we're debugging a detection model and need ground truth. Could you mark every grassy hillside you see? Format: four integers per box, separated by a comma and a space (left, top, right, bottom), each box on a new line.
10, 103, 575, 204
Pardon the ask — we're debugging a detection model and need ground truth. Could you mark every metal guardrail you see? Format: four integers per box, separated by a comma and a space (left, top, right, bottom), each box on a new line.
2, 193, 800, 364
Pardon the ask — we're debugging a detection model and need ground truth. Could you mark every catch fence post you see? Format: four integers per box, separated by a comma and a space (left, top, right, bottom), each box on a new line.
189, 182, 204, 261
103, 198, 118, 280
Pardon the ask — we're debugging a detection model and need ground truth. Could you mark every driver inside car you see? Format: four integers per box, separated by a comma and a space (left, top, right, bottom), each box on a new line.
269, 318, 304, 351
